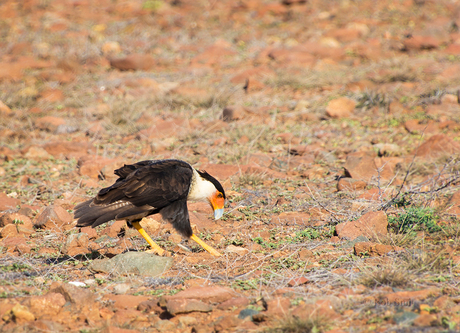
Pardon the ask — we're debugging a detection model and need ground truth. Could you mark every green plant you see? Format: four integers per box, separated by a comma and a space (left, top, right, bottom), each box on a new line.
388, 206, 441, 233
232, 279, 259, 290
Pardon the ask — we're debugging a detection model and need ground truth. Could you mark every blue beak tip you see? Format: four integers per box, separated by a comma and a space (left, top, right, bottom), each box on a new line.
214, 208, 224, 220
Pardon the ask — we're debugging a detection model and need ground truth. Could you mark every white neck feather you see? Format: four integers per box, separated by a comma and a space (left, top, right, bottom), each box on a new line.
188, 168, 215, 201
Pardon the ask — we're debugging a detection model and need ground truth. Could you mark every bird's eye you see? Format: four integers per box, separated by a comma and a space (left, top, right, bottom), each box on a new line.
217, 192, 223, 198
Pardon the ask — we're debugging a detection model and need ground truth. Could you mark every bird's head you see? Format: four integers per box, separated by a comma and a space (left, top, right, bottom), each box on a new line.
196, 170, 226, 220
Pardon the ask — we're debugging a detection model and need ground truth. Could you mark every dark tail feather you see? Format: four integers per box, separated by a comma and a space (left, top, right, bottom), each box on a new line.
74, 200, 130, 228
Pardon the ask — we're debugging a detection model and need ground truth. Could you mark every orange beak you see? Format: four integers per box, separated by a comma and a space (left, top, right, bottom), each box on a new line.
210, 191, 225, 220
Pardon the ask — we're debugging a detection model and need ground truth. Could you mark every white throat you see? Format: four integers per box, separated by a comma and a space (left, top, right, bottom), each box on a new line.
188, 169, 216, 202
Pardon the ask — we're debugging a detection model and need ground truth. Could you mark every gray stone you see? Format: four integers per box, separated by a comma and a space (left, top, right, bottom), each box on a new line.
89, 251, 173, 277
393, 311, 419, 325
238, 308, 259, 319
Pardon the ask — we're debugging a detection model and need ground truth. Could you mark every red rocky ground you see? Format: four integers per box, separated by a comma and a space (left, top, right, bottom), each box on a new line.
1, 0, 460, 332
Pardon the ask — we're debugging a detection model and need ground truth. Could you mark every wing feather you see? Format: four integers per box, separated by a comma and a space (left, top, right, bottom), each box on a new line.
74, 159, 193, 228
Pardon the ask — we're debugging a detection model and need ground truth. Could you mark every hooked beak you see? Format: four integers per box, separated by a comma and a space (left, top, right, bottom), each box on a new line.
214, 208, 224, 220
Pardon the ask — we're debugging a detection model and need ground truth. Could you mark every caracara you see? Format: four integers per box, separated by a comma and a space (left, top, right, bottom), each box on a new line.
74, 159, 225, 256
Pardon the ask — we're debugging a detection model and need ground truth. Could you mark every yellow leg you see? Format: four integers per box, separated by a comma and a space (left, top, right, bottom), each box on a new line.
131, 221, 165, 256
190, 234, 221, 257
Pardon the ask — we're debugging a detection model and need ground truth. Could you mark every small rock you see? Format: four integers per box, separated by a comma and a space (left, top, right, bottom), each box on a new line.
168, 286, 236, 304
217, 297, 250, 310
393, 311, 419, 325
336, 211, 388, 240
104, 294, 150, 311
413, 313, 439, 327
222, 105, 246, 121
63, 232, 89, 256
265, 297, 291, 318
238, 308, 259, 319
39, 88, 64, 103
0, 224, 19, 238
43, 141, 92, 159
225, 244, 249, 255
34, 116, 66, 132
80, 226, 98, 239
137, 300, 162, 313
298, 249, 314, 260
354, 242, 403, 257
337, 178, 367, 191
166, 298, 213, 315
113, 283, 131, 295
68, 281, 86, 288
23, 146, 53, 161
0, 100, 12, 116
101, 41, 121, 56
433, 295, 456, 310
34, 205, 73, 231
51, 282, 96, 305
154, 319, 176, 332
214, 314, 241, 331
403, 35, 440, 50
326, 97, 356, 118
0, 192, 21, 211
178, 316, 197, 327
0, 213, 32, 228
89, 251, 173, 277
28, 292, 66, 317
344, 151, 393, 182
287, 277, 309, 287
383, 288, 440, 305
78, 156, 122, 179
404, 119, 439, 135
110, 54, 155, 71
9, 303, 35, 323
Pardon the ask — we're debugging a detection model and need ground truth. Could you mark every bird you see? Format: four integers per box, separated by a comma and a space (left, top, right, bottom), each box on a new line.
74, 159, 225, 256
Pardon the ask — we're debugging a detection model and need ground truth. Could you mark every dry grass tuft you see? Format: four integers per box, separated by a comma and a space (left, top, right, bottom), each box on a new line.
359, 265, 414, 288
378, 232, 419, 248
400, 248, 453, 274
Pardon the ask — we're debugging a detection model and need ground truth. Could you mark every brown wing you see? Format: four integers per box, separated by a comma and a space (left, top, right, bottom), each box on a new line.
74, 159, 193, 228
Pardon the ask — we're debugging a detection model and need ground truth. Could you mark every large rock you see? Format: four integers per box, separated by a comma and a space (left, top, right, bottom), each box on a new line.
415, 134, 460, 159
89, 251, 173, 277
336, 211, 388, 240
